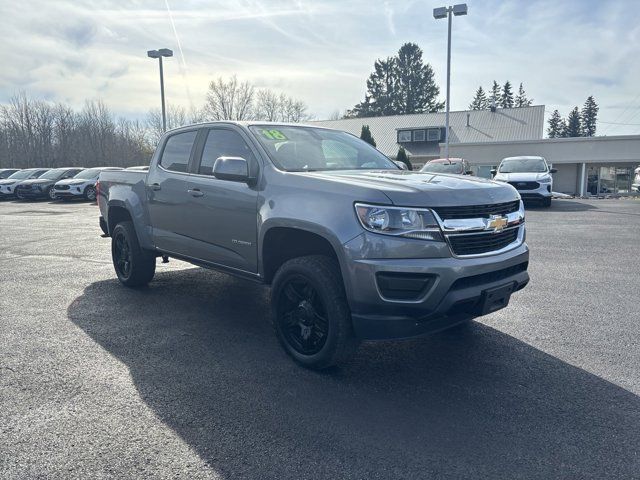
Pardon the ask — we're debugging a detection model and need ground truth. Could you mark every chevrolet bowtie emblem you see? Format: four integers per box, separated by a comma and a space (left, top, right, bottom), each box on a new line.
486, 215, 508, 232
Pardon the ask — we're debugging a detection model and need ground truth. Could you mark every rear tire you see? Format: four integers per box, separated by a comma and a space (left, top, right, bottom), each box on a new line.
111, 221, 156, 287
271, 255, 358, 370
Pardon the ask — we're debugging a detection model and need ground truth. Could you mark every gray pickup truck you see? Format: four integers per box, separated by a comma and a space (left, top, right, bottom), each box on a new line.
97, 122, 529, 369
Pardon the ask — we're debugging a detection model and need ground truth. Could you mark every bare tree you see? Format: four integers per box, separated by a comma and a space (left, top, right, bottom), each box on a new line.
0, 93, 152, 169
145, 104, 189, 147
204, 76, 255, 121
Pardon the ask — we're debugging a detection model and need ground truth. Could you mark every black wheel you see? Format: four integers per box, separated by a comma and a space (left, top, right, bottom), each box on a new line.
111, 221, 156, 287
84, 185, 96, 201
542, 197, 552, 208
271, 255, 358, 369
15, 190, 23, 200
47, 187, 57, 201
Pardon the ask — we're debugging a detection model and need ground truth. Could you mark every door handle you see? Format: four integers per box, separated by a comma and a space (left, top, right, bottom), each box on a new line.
150, 183, 161, 191
188, 188, 204, 197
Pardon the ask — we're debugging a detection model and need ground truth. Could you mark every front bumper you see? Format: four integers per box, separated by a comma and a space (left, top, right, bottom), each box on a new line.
342, 236, 529, 340
510, 182, 552, 201
54, 189, 84, 198
15, 188, 48, 199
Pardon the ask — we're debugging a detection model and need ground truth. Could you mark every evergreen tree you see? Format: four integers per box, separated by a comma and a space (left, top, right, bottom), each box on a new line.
515, 83, 533, 107
394, 43, 444, 114
547, 109, 563, 138
565, 107, 582, 137
469, 86, 488, 110
396, 146, 412, 170
489, 80, 501, 109
500, 81, 514, 108
359, 125, 376, 147
348, 57, 396, 117
349, 43, 443, 117
581, 95, 598, 136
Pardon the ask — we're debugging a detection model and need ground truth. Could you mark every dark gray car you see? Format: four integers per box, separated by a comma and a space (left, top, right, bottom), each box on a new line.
97, 122, 529, 369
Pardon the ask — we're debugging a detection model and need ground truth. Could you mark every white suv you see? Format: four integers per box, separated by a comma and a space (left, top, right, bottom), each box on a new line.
492, 156, 556, 208
54, 167, 122, 201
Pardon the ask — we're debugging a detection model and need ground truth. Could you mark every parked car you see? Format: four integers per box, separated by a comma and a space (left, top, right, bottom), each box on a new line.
632, 166, 640, 193
15, 167, 84, 200
0, 168, 20, 179
491, 156, 556, 207
54, 167, 123, 201
0, 168, 50, 199
97, 122, 529, 369
420, 158, 472, 175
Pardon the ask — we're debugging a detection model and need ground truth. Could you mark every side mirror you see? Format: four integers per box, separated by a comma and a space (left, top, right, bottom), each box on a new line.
549, 168, 558, 174
490, 169, 497, 176
394, 161, 408, 170
213, 157, 250, 183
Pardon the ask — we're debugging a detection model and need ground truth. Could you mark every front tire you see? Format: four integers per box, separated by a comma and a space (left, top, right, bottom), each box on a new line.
542, 197, 552, 208
111, 221, 156, 287
84, 185, 96, 201
271, 255, 358, 370
47, 187, 57, 201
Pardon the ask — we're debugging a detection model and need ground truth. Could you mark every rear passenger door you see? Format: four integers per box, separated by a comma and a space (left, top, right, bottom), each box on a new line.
182, 126, 260, 273
147, 129, 199, 255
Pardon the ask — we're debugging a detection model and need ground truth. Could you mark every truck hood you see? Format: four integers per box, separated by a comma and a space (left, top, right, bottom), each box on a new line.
302, 170, 519, 206
494, 172, 551, 182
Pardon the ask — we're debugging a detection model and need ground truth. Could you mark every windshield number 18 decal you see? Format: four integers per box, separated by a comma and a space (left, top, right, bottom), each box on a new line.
261, 129, 287, 140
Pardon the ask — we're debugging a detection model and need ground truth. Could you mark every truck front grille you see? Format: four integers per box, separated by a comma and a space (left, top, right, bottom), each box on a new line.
447, 227, 519, 256
508, 181, 539, 190
433, 201, 519, 220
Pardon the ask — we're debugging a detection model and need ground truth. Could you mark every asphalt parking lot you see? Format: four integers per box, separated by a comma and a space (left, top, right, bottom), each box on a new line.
1, 198, 639, 479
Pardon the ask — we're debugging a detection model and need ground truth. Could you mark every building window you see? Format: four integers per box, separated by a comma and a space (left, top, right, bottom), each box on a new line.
413, 130, 426, 142
398, 130, 412, 143
427, 128, 441, 142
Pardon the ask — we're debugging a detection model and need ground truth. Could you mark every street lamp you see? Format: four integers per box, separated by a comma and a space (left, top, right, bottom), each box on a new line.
433, 4, 467, 161
147, 48, 173, 132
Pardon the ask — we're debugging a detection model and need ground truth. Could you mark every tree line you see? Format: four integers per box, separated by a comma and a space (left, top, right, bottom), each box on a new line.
0, 79, 311, 169
0, 93, 150, 169
469, 81, 533, 110
547, 96, 598, 138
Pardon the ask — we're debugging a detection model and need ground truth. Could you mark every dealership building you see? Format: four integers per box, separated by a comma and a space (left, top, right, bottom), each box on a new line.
314, 105, 640, 196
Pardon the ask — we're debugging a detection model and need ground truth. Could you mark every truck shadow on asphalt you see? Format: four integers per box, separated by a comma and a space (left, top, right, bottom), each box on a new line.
68, 268, 639, 479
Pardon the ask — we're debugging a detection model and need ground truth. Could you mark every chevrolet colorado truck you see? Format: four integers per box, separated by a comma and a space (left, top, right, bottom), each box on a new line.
97, 122, 529, 369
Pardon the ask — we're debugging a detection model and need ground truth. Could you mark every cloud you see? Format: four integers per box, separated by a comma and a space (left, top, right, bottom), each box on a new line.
0, 0, 639, 134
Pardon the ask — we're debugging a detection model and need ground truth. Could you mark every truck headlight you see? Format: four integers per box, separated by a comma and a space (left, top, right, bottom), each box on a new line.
355, 203, 443, 241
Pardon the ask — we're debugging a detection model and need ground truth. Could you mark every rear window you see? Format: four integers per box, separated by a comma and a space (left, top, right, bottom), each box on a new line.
160, 131, 198, 173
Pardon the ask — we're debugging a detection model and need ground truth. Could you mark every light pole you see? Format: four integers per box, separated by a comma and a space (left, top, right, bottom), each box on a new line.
147, 48, 173, 132
433, 4, 467, 161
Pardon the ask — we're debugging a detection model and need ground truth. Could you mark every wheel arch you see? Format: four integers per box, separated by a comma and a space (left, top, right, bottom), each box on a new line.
260, 223, 349, 290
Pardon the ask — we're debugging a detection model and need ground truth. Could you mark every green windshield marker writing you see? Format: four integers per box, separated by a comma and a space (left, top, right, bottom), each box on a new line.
262, 129, 287, 140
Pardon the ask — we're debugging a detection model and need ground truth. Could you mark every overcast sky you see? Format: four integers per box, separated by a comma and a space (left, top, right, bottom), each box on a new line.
1, 0, 639, 135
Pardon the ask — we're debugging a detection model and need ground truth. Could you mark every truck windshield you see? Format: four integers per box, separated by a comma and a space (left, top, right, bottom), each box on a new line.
499, 158, 547, 173
249, 125, 398, 172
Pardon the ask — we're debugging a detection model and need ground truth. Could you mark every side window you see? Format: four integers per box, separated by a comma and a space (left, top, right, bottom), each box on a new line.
199, 129, 255, 176
160, 130, 198, 173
